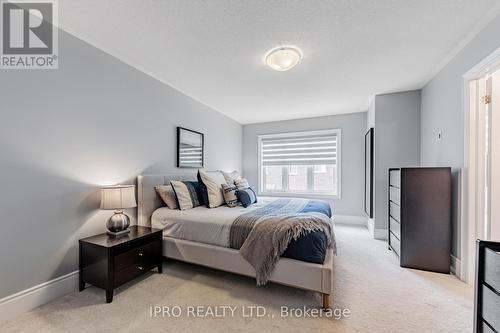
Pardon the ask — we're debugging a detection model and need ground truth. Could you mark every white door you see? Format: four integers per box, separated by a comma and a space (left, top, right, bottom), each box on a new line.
470, 75, 491, 242
464, 52, 500, 284
489, 70, 500, 240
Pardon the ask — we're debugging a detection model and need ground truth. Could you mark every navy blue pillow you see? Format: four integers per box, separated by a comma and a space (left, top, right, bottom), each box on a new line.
188, 181, 205, 206
196, 171, 209, 207
237, 187, 257, 208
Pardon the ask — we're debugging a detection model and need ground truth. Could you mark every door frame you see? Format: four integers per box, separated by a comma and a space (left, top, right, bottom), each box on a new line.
461, 47, 500, 284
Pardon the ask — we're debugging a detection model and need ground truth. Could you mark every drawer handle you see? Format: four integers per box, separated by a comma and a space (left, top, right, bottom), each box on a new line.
138, 253, 143, 257
138, 266, 143, 270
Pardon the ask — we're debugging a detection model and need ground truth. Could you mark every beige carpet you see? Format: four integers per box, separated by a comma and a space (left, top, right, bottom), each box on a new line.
1, 225, 473, 332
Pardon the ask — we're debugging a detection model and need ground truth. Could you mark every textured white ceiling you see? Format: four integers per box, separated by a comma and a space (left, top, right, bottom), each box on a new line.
59, 0, 500, 124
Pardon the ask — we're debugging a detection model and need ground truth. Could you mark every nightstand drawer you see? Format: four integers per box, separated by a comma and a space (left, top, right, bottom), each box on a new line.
115, 240, 160, 271
485, 248, 500, 292
114, 263, 149, 287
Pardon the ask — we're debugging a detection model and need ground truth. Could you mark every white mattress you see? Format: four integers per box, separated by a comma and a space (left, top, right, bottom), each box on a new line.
151, 197, 278, 247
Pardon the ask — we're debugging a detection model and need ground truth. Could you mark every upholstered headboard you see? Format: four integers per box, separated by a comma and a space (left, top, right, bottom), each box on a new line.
137, 174, 195, 226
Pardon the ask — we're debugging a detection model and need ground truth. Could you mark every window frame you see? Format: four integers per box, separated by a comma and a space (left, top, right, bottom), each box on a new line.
257, 128, 342, 199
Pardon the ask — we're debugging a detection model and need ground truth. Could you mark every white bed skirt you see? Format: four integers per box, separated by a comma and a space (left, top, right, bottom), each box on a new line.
163, 236, 334, 295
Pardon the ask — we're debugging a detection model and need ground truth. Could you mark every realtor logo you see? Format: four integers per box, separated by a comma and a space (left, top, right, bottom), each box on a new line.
1, 0, 58, 69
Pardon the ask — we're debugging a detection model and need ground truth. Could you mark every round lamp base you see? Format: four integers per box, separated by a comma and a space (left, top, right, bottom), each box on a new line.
106, 211, 130, 237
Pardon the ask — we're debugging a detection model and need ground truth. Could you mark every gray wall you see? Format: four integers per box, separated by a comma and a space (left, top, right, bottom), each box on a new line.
372, 91, 421, 234
0, 31, 242, 299
242, 112, 367, 217
367, 99, 375, 129
420, 14, 500, 258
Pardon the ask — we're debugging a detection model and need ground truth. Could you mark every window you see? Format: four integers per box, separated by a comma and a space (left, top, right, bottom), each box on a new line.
314, 165, 327, 173
258, 129, 341, 197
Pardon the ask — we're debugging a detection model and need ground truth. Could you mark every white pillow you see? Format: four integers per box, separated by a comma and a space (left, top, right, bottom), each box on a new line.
220, 170, 242, 185
155, 185, 178, 209
199, 170, 227, 208
235, 178, 250, 190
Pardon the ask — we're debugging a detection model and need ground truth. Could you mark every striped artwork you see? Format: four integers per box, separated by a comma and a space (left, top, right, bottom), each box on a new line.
177, 127, 204, 168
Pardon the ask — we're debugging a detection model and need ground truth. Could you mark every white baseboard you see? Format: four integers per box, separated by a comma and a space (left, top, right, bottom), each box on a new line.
373, 228, 388, 240
333, 215, 367, 226
0, 270, 79, 323
366, 219, 388, 240
450, 255, 461, 278
367, 218, 374, 235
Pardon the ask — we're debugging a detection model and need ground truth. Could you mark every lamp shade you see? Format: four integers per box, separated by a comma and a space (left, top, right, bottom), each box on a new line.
100, 185, 137, 210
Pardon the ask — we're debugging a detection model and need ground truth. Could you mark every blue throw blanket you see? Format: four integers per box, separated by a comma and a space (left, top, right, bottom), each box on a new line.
229, 198, 335, 285
229, 198, 332, 249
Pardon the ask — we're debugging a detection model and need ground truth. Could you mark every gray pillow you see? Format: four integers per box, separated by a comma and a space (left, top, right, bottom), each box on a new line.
155, 185, 178, 209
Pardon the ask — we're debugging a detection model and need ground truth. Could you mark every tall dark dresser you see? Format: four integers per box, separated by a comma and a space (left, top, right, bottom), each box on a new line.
474, 240, 500, 333
388, 167, 451, 273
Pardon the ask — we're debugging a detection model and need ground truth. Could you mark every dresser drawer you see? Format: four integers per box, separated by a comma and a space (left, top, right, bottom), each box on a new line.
485, 248, 500, 292
483, 284, 500, 332
390, 231, 400, 257
115, 240, 160, 271
389, 201, 401, 222
482, 321, 495, 333
389, 186, 400, 205
389, 170, 401, 188
390, 217, 401, 240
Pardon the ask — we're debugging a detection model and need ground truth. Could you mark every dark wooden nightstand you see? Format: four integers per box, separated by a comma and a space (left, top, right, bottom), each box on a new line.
79, 226, 163, 303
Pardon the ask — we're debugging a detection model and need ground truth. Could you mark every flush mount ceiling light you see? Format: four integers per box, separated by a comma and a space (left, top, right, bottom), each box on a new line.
265, 46, 302, 71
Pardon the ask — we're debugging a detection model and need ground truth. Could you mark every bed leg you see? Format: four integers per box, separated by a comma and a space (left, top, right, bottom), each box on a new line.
322, 293, 330, 310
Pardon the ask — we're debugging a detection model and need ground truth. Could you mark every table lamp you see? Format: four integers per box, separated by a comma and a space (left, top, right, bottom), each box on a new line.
100, 185, 137, 237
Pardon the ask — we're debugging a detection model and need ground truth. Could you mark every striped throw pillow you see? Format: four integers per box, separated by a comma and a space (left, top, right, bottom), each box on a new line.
237, 187, 257, 208
170, 181, 203, 210
222, 184, 239, 208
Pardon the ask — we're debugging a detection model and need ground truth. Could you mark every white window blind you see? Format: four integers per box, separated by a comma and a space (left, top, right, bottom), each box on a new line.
258, 129, 341, 197
261, 132, 338, 166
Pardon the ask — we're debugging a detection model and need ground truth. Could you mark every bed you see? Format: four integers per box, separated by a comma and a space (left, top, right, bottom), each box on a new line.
138, 174, 335, 309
